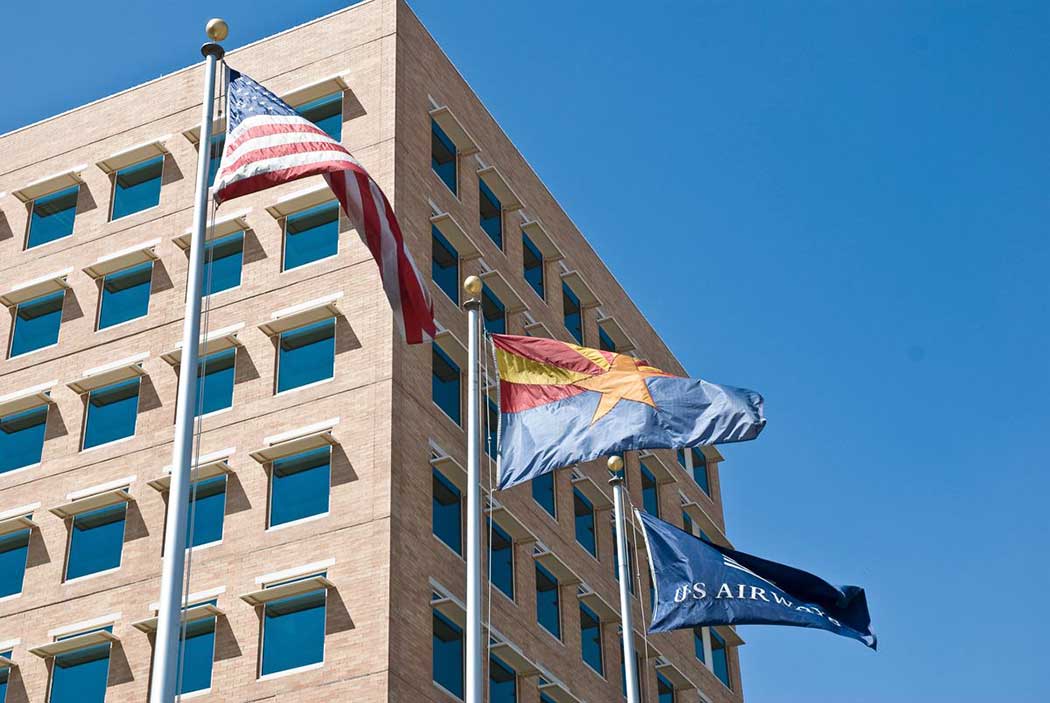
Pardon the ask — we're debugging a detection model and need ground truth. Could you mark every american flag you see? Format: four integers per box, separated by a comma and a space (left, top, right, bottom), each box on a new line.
212, 68, 435, 344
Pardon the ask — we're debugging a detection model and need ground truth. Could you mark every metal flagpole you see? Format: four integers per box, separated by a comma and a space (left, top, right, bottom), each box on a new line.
609, 455, 641, 703
462, 275, 485, 703
150, 19, 227, 703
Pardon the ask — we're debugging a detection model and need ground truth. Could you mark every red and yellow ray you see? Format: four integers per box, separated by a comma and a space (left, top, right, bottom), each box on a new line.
493, 334, 674, 424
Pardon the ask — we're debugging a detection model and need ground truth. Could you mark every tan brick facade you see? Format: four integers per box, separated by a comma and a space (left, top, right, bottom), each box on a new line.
0, 1, 744, 701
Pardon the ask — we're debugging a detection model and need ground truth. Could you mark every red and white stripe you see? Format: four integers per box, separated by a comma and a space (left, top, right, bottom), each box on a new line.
212, 115, 435, 344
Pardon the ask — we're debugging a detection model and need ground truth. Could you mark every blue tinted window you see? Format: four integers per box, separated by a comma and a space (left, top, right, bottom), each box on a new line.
522, 232, 544, 299
187, 475, 226, 548
270, 447, 330, 528
532, 472, 556, 518
83, 378, 140, 450
0, 405, 47, 473
432, 345, 461, 424
431, 120, 457, 194
205, 134, 225, 187
111, 156, 163, 220
562, 283, 582, 344
10, 290, 64, 357
641, 463, 659, 517
692, 627, 705, 663
98, 262, 152, 330
579, 603, 604, 675
27, 185, 78, 248
0, 529, 30, 598
612, 526, 634, 593
682, 511, 694, 536
482, 285, 506, 335
490, 655, 516, 703
261, 588, 326, 676
195, 349, 235, 416
204, 231, 243, 295
432, 469, 462, 554
541, 694, 557, 703
66, 503, 126, 580
489, 519, 514, 598
297, 93, 342, 141
479, 178, 503, 248
677, 447, 709, 493
432, 226, 459, 303
485, 397, 499, 459
599, 326, 616, 353
690, 448, 709, 494
432, 611, 463, 697
277, 319, 335, 393
658, 672, 675, 703
0, 651, 9, 702
535, 562, 561, 639
711, 629, 731, 688
50, 641, 110, 703
179, 616, 216, 694
284, 202, 339, 271
573, 489, 596, 556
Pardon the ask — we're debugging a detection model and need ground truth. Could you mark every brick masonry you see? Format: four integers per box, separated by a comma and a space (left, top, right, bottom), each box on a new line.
0, 1, 744, 701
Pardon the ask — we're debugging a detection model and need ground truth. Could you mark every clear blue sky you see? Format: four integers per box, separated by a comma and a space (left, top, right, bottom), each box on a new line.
4, 1, 1047, 701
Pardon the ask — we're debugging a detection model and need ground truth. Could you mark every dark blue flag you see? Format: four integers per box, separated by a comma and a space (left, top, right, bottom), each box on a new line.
636, 510, 876, 650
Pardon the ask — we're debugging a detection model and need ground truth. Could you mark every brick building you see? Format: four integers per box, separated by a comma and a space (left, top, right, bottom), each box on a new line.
0, 1, 745, 701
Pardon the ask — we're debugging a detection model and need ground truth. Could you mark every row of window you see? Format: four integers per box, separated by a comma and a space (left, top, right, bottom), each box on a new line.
5, 198, 342, 361
1, 305, 338, 478
0, 573, 728, 703
11, 91, 342, 253
0, 439, 333, 601
432, 460, 732, 696
432, 603, 732, 702
0, 451, 726, 703
430, 114, 605, 348
0, 567, 332, 703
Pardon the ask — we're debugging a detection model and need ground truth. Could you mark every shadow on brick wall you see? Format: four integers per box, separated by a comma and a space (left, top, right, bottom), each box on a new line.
0, 208, 12, 242
124, 501, 150, 543
106, 641, 134, 686
214, 616, 242, 662
60, 288, 86, 324
325, 589, 354, 636
224, 473, 253, 515
3, 664, 29, 703
44, 404, 69, 443
26, 526, 52, 569
331, 446, 357, 488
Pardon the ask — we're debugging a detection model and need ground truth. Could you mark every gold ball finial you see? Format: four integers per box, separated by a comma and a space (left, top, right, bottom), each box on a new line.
607, 455, 624, 473
206, 18, 229, 42
463, 275, 483, 298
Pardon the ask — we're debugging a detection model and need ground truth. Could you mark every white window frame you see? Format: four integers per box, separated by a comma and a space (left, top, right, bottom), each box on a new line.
274, 318, 337, 398
253, 570, 332, 681
265, 442, 333, 532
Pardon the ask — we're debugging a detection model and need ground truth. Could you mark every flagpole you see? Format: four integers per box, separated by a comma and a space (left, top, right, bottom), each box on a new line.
609, 455, 641, 703
150, 19, 226, 703
463, 275, 485, 703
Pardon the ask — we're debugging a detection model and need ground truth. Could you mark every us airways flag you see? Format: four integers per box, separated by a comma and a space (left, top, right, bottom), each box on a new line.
211, 69, 435, 344
636, 510, 877, 649
492, 334, 765, 490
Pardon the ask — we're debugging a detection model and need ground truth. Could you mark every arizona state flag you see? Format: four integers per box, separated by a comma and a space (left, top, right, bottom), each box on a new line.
493, 334, 765, 490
